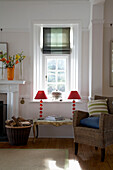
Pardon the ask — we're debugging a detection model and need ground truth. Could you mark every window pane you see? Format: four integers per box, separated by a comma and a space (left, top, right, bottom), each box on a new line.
57, 84, 65, 92
48, 72, 56, 82
47, 59, 56, 70
46, 56, 67, 96
58, 59, 66, 70
47, 84, 56, 94
58, 72, 65, 82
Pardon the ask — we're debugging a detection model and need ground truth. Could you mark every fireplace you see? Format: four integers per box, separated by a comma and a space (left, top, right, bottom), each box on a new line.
0, 101, 8, 141
0, 80, 25, 141
0, 80, 25, 119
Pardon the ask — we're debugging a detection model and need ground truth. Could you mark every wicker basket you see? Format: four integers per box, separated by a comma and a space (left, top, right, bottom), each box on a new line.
5, 125, 31, 146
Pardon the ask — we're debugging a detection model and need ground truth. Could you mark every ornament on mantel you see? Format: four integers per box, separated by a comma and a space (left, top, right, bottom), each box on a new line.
19, 60, 23, 80
0, 51, 26, 80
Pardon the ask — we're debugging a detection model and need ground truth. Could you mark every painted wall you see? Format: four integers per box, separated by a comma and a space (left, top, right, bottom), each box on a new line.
0, 1, 90, 29
0, 1, 90, 137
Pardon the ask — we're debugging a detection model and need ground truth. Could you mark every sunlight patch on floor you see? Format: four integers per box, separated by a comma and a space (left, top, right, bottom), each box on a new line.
47, 159, 81, 170
48, 160, 64, 170
67, 160, 82, 170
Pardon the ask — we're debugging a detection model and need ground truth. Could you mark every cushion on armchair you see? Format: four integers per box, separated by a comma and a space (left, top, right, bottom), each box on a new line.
80, 117, 99, 129
88, 99, 108, 117
95, 95, 113, 114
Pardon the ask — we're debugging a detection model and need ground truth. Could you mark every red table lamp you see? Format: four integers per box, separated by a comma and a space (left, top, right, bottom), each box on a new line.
34, 90, 47, 119
68, 91, 81, 115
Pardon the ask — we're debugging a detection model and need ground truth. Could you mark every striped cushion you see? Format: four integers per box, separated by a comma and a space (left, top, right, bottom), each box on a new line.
88, 99, 108, 116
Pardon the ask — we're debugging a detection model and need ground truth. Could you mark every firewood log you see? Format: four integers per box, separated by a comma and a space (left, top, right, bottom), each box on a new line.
12, 116, 23, 126
17, 117, 27, 122
6, 117, 31, 127
5, 120, 13, 126
10, 122, 17, 127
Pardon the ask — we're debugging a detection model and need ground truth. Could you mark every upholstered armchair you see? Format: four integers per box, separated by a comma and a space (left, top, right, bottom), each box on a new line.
73, 95, 113, 162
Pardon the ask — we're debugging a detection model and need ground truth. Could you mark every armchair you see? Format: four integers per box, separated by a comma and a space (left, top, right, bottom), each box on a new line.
73, 95, 113, 162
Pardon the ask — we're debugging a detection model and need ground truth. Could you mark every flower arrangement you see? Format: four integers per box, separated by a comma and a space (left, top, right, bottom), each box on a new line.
0, 51, 26, 68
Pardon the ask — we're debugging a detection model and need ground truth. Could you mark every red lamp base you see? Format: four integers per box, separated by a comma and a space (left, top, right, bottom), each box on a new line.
72, 100, 76, 114
39, 100, 43, 118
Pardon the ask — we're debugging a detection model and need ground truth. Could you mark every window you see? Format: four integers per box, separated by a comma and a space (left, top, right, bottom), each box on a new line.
33, 22, 81, 100
45, 55, 69, 98
42, 27, 70, 97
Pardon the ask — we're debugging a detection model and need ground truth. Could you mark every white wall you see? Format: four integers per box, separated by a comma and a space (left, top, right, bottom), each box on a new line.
0, 1, 90, 29
0, 1, 90, 137
81, 30, 89, 97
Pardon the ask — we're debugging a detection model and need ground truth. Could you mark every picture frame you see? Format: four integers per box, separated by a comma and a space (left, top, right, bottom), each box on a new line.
0, 42, 8, 68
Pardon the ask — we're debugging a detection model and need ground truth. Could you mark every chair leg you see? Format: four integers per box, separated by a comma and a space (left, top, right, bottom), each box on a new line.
101, 148, 105, 162
75, 142, 78, 155
95, 147, 98, 150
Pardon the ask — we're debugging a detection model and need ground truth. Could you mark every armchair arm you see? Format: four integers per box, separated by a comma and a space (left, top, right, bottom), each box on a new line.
99, 113, 113, 131
73, 110, 89, 127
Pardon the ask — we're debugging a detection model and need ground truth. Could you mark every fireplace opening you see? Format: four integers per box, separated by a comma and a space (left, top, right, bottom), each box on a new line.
0, 101, 8, 141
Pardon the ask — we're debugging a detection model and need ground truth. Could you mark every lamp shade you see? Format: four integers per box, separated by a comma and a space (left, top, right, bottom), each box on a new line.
34, 90, 47, 99
68, 91, 81, 99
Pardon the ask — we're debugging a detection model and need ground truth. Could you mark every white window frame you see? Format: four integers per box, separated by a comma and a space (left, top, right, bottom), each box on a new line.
32, 20, 81, 101
43, 55, 69, 99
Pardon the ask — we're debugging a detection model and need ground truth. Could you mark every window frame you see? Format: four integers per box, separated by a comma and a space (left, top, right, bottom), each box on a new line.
32, 21, 81, 101
43, 54, 70, 98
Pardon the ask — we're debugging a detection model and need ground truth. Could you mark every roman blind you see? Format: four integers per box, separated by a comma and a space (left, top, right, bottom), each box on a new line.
42, 27, 71, 54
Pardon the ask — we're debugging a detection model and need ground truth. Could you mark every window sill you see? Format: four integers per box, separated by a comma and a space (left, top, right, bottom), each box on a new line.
30, 99, 87, 104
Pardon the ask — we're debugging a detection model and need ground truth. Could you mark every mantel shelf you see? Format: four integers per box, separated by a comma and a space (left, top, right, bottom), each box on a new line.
0, 80, 26, 85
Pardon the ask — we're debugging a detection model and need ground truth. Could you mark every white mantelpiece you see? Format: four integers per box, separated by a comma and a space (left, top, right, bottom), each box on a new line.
0, 80, 25, 119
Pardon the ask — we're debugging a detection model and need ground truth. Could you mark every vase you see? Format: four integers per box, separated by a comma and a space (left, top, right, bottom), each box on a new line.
0, 62, 5, 80
7, 67, 14, 80
19, 61, 23, 80
2, 63, 4, 79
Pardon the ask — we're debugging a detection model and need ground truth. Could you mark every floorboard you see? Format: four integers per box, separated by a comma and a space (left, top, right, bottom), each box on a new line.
0, 138, 113, 170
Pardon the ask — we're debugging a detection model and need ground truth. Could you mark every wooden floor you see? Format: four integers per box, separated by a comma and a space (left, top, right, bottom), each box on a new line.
0, 138, 113, 170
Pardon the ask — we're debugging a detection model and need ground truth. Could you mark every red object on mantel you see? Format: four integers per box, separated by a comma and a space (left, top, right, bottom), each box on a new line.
34, 91, 47, 119
68, 91, 81, 115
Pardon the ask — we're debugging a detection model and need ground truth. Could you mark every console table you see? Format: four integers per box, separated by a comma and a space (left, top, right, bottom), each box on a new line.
33, 118, 73, 142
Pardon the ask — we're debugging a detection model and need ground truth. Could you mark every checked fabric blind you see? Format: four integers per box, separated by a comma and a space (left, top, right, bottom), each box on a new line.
42, 27, 71, 54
